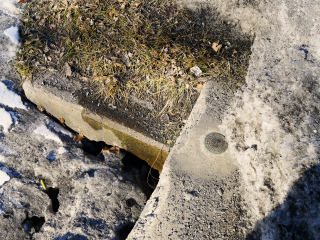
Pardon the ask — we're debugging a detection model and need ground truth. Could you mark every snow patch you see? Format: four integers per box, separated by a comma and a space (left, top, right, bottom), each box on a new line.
4, 26, 20, 45
0, 81, 26, 110
0, 0, 21, 16
58, 147, 66, 154
46, 120, 73, 137
0, 170, 10, 186
34, 125, 63, 144
0, 107, 12, 133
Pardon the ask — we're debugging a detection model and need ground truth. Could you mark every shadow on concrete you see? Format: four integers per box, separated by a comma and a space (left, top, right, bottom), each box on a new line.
246, 165, 320, 239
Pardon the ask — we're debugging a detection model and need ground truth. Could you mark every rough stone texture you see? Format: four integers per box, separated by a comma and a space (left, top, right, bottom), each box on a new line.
221, 0, 320, 238
22, 72, 169, 172
179, 0, 261, 36
129, 0, 320, 239
0, 80, 150, 239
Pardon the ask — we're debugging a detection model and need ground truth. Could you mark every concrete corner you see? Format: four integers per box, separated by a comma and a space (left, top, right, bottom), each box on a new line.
128, 80, 242, 239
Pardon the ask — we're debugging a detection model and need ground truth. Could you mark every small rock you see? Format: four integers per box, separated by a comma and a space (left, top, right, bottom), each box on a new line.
122, 52, 131, 67
64, 63, 72, 77
160, 114, 170, 123
190, 66, 202, 77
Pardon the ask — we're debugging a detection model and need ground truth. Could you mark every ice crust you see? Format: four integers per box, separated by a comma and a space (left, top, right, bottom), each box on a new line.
46, 119, 73, 137
0, 0, 20, 16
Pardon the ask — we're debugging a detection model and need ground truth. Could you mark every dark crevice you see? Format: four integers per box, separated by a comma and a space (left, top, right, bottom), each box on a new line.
79, 137, 160, 199
22, 215, 45, 233
81, 138, 106, 157
116, 222, 135, 240
121, 152, 160, 199
125, 198, 137, 208
44, 187, 60, 213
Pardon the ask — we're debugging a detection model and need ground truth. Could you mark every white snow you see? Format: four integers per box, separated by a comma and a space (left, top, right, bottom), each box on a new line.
0, 0, 21, 16
0, 107, 13, 133
190, 66, 203, 77
34, 125, 63, 144
8, 111, 18, 125
0, 170, 10, 186
0, 81, 26, 110
4, 26, 20, 45
58, 147, 67, 154
46, 120, 73, 137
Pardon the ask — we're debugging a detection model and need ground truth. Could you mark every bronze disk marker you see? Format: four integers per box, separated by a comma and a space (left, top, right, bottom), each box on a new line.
204, 132, 228, 154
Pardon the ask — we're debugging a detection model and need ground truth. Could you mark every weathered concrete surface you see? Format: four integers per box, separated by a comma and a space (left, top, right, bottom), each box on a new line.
22, 73, 169, 172
222, 0, 320, 238
128, 80, 243, 239
0, 94, 149, 239
129, 0, 320, 239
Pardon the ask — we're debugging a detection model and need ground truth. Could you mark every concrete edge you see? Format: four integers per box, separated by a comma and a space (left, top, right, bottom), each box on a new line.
127, 80, 239, 239
22, 80, 169, 172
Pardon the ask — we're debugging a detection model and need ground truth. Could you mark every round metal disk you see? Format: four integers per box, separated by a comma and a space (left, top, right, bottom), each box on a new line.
204, 132, 228, 154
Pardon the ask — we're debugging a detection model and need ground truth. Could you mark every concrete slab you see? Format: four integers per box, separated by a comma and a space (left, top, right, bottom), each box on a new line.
22, 71, 169, 172
128, 80, 243, 239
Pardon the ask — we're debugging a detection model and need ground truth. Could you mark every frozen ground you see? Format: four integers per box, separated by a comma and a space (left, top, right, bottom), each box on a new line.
0, 1, 152, 239
219, 0, 320, 238
2, 0, 320, 239
129, 1, 320, 239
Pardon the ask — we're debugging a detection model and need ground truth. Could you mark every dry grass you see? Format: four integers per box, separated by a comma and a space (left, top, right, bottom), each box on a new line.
15, 0, 252, 145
